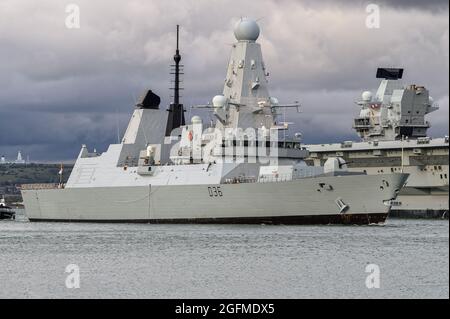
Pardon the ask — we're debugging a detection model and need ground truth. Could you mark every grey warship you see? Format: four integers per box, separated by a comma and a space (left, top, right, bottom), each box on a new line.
21, 19, 408, 224
305, 68, 449, 218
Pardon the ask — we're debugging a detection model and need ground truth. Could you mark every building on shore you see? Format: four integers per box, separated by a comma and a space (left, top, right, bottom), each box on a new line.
0, 151, 28, 165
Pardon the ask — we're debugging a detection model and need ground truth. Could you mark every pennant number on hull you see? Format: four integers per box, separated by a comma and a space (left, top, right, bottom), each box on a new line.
208, 186, 223, 197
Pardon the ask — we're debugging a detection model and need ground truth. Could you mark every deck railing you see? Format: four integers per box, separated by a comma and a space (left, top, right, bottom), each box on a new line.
20, 183, 64, 190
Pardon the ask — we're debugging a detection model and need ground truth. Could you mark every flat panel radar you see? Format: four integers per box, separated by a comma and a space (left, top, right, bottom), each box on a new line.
136, 90, 161, 109
376, 68, 404, 80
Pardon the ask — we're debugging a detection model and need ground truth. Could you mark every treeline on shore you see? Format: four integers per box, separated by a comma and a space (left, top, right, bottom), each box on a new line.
0, 163, 73, 203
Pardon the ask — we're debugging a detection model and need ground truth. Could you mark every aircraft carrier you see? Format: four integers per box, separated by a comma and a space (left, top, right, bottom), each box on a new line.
305, 68, 449, 218
21, 19, 407, 224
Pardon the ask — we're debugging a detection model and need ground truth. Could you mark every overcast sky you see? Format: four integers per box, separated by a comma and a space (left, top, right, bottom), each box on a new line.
0, 0, 448, 161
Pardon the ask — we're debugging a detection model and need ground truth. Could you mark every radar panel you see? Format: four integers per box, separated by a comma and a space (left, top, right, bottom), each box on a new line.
136, 90, 161, 109
376, 68, 404, 80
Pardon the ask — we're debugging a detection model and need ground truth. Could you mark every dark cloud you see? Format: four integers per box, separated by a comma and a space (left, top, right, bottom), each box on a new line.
373, 0, 448, 11
298, 0, 449, 11
0, 0, 448, 161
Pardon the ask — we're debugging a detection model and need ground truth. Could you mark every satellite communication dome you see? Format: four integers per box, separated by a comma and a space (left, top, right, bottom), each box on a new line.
269, 97, 279, 105
234, 18, 260, 42
361, 91, 372, 102
191, 115, 202, 124
212, 95, 227, 107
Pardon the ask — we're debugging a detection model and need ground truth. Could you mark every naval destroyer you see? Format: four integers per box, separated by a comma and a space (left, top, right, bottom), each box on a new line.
305, 68, 449, 218
21, 20, 408, 224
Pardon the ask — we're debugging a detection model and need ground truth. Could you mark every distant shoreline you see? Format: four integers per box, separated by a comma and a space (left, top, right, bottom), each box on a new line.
1, 163, 73, 203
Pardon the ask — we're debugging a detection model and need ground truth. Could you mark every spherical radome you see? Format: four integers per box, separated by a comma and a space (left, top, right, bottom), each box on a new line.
212, 95, 227, 107
191, 115, 202, 124
361, 91, 372, 102
269, 97, 279, 105
234, 18, 260, 41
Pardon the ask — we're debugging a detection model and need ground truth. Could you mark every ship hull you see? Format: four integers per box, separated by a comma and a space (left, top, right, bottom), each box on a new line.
305, 137, 449, 218
27, 214, 387, 225
390, 185, 449, 218
22, 174, 407, 225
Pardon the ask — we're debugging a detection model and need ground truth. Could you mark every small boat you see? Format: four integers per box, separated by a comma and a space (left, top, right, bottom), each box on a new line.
0, 196, 15, 220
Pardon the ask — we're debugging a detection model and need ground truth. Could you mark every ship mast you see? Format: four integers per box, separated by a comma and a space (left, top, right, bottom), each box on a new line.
174, 24, 181, 107
165, 24, 186, 136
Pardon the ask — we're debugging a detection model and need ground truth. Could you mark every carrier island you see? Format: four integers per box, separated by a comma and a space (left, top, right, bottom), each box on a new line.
305, 68, 448, 218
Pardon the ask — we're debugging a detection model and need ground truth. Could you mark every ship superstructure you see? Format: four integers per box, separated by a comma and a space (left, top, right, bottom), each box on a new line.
305, 68, 448, 217
21, 20, 407, 224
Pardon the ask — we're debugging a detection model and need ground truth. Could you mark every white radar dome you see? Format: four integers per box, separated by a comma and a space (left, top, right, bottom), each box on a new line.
234, 18, 260, 42
212, 95, 227, 107
269, 97, 279, 105
361, 91, 372, 102
191, 115, 202, 124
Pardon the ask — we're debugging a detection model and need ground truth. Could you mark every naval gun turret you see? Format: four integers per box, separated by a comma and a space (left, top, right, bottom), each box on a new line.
353, 68, 438, 141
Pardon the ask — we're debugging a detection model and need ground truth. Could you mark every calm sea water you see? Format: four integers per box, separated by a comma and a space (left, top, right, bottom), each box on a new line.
0, 209, 448, 299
